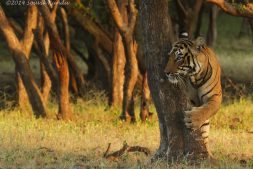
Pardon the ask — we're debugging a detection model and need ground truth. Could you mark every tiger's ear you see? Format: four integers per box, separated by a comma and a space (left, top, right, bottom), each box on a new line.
194, 37, 206, 51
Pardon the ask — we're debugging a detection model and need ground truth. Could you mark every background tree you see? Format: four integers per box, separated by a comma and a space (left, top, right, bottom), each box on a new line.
0, 5, 47, 117
38, 1, 73, 120
110, 0, 127, 108
107, 0, 138, 122
175, 0, 204, 38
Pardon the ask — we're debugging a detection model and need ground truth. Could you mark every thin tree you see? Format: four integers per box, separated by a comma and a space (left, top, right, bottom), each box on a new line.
37, 2, 73, 120
107, 0, 138, 122
111, 0, 127, 108
60, 7, 86, 97
38, 2, 58, 103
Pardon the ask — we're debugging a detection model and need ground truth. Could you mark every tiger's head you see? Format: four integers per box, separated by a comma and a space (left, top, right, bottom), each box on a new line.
164, 37, 206, 84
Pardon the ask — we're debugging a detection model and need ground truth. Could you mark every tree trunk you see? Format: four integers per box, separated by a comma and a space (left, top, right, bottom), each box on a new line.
14, 50, 48, 118
111, 0, 127, 108
0, 6, 47, 118
121, 36, 138, 122
53, 51, 73, 120
37, 2, 73, 120
17, 5, 38, 110
111, 31, 126, 107
140, 0, 209, 162
107, 0, 138, 122
40, 63, 51, 102
38, 20, 52, 103
61, 7, 78, 95
16, 70, 29, 110
206, 6, 219, 47
188, 0, 203, 38
60, 7, 81, 96
37, 3, 58, 103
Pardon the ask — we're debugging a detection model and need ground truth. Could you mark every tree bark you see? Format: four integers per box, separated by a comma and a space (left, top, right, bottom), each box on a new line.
8, 14, 52, 104
60, 7, 80, 96
33, 28, 59, 88
140, 0, 184, 159
110, 0, 127, 108
0, 6, 47, 117
206, 5, 219, 47
39, 2, 59, 102
60, 7, 77, 95
37, 1, 73, 120
16, 5, 38, 110
107, 0, 138, 122
37, 16, 51, 103
140, 0, 209, 162
121, 35, 138, 122
111, 31, 126, 107
53, 50, 72, 120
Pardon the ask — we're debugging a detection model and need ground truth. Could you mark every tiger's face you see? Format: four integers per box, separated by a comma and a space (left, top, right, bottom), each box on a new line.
164, 38, 205, 84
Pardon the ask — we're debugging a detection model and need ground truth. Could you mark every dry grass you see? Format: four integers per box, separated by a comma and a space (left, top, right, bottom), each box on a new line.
0, 94, 252, 169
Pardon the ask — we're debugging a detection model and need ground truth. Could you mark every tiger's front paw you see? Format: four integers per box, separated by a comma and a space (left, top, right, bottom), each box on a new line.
184, 107, 205, 130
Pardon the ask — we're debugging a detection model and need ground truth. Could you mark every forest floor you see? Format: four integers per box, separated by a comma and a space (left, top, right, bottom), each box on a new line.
0, 13, 253, 169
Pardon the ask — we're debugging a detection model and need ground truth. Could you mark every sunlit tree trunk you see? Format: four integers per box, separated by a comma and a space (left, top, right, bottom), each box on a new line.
53, 51, 72, 120
37, 17, 51, 103
0, 6, 47, 117
107, 0, 138, 122
39, 3, 58, 103
111, 0, 127, 108
111, 31, 126, 107
38, 1, 73, 120
16, 5, 38, 110
60, 7, 81, 96
121, 36, 138, 122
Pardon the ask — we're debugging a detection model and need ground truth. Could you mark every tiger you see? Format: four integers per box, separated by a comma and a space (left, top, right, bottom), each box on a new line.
164, 37, 222, 147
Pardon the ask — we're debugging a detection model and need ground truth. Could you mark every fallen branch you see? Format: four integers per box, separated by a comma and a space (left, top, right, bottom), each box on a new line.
103, 141, 151, 161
